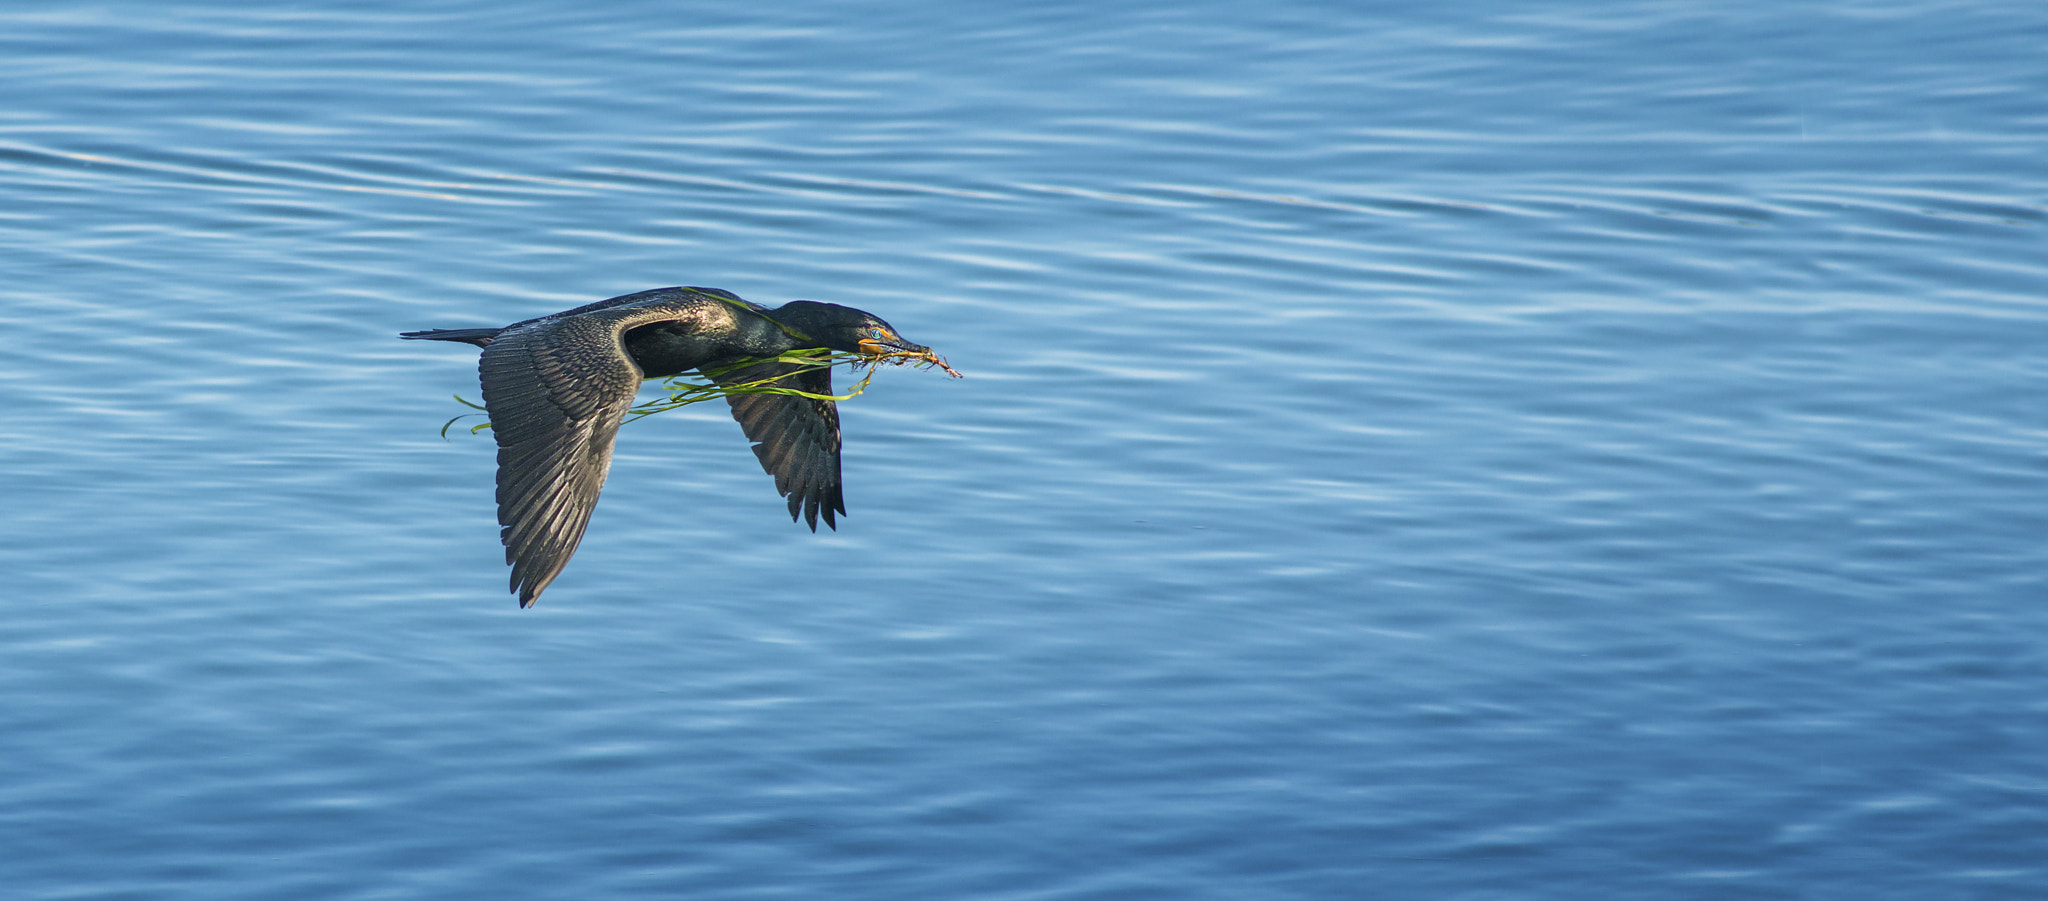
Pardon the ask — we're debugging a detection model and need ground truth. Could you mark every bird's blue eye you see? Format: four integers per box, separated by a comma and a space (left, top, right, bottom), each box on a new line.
869, 328, 885, 339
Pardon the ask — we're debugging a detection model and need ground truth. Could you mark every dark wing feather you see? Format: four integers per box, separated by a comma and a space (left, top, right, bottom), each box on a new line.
711, 360, 845, 530
479, 316, 646, 607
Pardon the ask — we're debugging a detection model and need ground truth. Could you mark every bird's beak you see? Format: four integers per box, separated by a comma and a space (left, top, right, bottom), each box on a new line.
857, 337, 963, 378
858, 337, 929, 357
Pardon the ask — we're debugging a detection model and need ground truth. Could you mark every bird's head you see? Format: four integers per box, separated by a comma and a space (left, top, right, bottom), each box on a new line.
772, 301, 931, 357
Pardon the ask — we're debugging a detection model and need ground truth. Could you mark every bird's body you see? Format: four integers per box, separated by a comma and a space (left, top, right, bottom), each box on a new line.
402, 286, 942, 607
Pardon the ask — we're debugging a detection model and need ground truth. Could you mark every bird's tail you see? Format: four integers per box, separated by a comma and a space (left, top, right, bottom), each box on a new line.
399, 327, 503, 347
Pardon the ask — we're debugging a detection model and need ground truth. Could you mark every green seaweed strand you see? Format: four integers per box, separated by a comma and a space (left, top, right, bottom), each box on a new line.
446, 348, 893, 437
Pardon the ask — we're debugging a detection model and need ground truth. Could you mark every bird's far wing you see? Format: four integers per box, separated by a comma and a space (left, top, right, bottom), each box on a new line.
710, 360, 845, 531
479, 313, 649, 607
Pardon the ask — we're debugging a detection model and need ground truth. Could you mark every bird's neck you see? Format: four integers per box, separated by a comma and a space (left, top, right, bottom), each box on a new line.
623, 302, 810, 379
727, 308, 812, 357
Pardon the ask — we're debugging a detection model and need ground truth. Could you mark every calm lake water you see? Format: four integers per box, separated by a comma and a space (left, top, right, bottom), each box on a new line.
3, 2, 2045, 898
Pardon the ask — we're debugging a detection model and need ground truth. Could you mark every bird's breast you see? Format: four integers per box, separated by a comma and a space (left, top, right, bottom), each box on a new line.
622, 310, 750, 379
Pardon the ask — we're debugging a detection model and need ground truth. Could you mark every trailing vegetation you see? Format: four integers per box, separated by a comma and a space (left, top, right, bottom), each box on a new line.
441, 348, 959, 438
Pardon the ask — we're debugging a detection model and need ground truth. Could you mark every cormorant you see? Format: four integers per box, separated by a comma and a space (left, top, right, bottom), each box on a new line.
401, 286, 948, 607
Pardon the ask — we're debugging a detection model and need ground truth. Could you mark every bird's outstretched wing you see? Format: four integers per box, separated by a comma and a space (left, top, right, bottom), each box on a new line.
710, 360, 845, 530
479, 314, 650, 607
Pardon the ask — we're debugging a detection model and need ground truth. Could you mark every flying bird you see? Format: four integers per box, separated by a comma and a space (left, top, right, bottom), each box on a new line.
402, 286, 950, 607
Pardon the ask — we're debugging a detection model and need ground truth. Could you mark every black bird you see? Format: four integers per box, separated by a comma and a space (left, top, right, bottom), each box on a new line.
402, 286, 943, 607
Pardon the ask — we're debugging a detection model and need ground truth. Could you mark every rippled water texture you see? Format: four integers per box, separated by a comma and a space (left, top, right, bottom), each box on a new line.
3, 2, 2044, 898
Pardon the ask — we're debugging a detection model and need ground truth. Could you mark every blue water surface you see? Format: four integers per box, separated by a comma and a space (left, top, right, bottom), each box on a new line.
2, 2, 2045, 898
